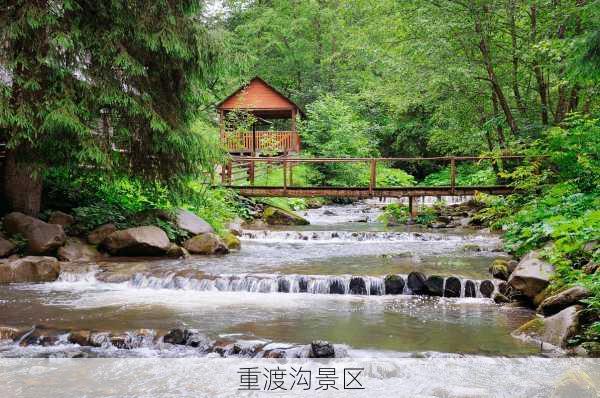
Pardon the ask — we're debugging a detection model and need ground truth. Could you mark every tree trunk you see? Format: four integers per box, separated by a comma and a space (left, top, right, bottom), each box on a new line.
507, 0, 526, 116
3, 149, 42, 217
475, 10, 520, 136
491, 90, 507, 149
530, 4, 550, 125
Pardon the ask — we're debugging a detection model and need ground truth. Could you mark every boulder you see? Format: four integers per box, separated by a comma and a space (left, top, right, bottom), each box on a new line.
464, 280, 477, 297
384, 275, 405, 295
0, 256, 60, 283
508, 251, 554, 298
349, 277, 367, 295
582, 261, 598, 275
489, 259, 509, 281
0, 237, 15, 258
479, 280, 495, 298
0, 326, 20, 341
101, 226, 170, 256
507, 260, 519, 273
513, 305, 582, 348
166, 243, 189, 258
309, 341, 335, 358
87, 224, 117, 245
163, 328, 186, 345
57, 237, 99, 262
176, 209, 213, 235
444, 277, 461, 298
226, 217, 244, 236
425, 275, 444, 296
48, 211, 74, 227
493, 293, 511, 304
407, 271, 427, 294
183, 233, 229, 255
461, 244, 481, 252
263, 206, 309, 226
68, 330, 92, 346
223, 232, 241, 250
538, 286, 590, 316
3, 212, 66, 255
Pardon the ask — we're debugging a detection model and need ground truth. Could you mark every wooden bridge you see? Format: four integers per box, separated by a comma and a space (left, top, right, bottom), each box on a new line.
218, 155, 534, 200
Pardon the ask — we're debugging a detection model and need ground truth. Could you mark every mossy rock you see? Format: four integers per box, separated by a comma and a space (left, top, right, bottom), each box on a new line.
516, 317, 546, 335
489, 259, 509, 280
263, 206, 309, 226
461, 243, 481, 252
223, 232, 241, 250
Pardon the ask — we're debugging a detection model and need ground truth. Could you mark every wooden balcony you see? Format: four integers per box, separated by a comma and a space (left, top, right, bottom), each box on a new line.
222, 131, 300, 154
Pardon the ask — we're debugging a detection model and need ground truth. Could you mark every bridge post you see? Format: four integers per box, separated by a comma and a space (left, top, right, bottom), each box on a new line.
249, 159, 255, 186
409, 196, 418, 218
283, 159, 288, 192
227, 160, 232, 185
450, 157, 456, 194
369, 159, 377, 196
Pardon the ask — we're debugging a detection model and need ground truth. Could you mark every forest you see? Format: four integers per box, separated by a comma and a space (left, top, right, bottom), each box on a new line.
1, 0, 599, 356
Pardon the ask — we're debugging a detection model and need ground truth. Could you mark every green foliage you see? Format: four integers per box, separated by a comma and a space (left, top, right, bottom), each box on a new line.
421, 164, 497, 187
379, 203, 437, 226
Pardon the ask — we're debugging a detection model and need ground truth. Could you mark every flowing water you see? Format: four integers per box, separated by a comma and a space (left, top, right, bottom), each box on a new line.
0, 201, 541, 357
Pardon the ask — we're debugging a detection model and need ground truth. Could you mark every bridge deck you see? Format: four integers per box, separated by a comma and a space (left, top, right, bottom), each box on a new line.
223, 185, 513, 198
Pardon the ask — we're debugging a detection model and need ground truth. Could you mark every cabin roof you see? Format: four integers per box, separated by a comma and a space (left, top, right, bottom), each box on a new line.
217, 76, 304, 118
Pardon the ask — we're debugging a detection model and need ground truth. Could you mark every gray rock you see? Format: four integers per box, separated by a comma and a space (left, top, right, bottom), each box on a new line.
57, 237, 99, 262
176, 209, 214, 235
48, 211, 74, 227
538, 286, 590, 316
513, 305, 582, 348
263, 206, 309, 226
183, 233, 229, 255
0, 256, 60, 283
101, 226, 171, 256
226, 217, 244, 236
508, 250, 554, 298
87, 224, 117, 245
0, 237, 15, 258
349, 277, 367, 295
407, 271, 427, 294
3, 212, 66, 255
493, 293, 511, 304
384, 275, 405, 295
309, 341, 335, 358
444, 277, 461, 298
425, 275, 444, 296
479, 280, 495, 298
582, 261, 598, 275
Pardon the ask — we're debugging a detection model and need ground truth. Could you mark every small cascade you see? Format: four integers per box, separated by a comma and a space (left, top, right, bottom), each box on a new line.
125, 272, 497, 299
240, 229, 496, 244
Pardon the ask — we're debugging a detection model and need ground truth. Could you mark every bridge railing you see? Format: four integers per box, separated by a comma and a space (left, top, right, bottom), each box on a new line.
220, 155, 539, 194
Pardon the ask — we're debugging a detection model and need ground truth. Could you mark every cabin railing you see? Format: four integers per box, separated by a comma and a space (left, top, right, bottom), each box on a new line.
222, 131, 300, 154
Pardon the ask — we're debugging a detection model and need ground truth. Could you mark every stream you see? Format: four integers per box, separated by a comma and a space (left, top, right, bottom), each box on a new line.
0, 201, 540, 358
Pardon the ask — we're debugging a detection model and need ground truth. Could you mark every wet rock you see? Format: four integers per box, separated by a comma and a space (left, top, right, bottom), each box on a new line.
349, 277, 367, 295
407, 271, 427, 295
57, 237, 99, 262
163, 328, 186, 345
176, 209, 214, 235
3, 212, 66, 255
425, 275, 444, 296
183, 233, 229, 255
226, 218, 244, 237
87, 224, 117, 245
263, 206, 309, 226
48, 211, 74, 227
298, 277, 308, 293
323, 210, 337, 216
538, 286, 590, 316
444, 277, 461, 298
309, 341, 335, 358
489, 259, 509, 281
513, 305, 582, 348
384, 275, 405, 295
68, 330, 92, 346
507, 260, 519, 273
19, 326, 64, 347
263, 349, 285, 358
582, 261, 598, 275
166, 243, 189, 258
101, 226, 170, 256
184, 330, 210, 349
329, 279, 345, 294
498, 281, 512, 297
0, 256, 60, 283
0, 237, 16, 258
278, 278, 290, 293
479, 280, 495, 298
464, 280, 477, 298
493, 293, 511, 304
508, 250, 554, 299
223, 232, 241, 250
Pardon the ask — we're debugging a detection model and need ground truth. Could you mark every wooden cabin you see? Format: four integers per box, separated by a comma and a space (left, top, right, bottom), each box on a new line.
217, 77, 303, 155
